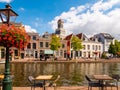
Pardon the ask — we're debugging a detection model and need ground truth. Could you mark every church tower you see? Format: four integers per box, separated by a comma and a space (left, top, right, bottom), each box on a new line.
55, 19, 66, 39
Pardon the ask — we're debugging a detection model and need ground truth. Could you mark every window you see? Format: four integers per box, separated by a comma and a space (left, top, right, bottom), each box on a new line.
15, 50, 18, 56
45, 42, 49, 47
27, 43, 31, 49
33, 43, 36, 49
56, 51, 59, 56
60, 50, 63, 56
87, 45, 90, 50
83, 52, 86, 57
92, 45, 94, 50
33, 36, 36, 40
40, 42, 43, 47
96, 45, 98, 50
83, 45, 86, 50
99, 45, 101, 50
62, 44, 65, 48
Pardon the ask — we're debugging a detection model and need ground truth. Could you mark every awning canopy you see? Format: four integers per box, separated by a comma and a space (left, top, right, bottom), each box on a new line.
44, 50, 53, 54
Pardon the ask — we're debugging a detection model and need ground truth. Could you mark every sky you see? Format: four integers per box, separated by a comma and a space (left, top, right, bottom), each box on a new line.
0, 0, 120, 39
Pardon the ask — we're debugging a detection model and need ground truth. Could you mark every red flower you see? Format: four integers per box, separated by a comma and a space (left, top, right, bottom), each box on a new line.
0, 24, 30, 49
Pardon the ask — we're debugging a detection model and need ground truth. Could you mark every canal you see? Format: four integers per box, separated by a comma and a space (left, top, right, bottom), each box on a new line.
0, 62, 120, 86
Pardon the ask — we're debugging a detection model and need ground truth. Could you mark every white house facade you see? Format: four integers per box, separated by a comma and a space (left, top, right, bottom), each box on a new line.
93, 33, 114, 52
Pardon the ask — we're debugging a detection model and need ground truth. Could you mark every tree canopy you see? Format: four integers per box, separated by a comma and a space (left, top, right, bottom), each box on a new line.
49, 35, 61, 51
71, 35, 83, 51
108, 40, 120, 55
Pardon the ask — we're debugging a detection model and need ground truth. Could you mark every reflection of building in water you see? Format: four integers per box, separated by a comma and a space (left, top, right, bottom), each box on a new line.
4, 62, 120, 86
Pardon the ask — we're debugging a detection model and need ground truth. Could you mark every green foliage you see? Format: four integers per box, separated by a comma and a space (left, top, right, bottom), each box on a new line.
108, 42, 116, 55
71, 36, 82, 51
108, 40, 120, 55
49, 35, 61, 51
114, 40, 120, 52
101, 52, 107, 59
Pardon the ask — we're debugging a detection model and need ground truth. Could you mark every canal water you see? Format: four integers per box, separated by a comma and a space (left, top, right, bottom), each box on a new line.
0, 62, 120, 86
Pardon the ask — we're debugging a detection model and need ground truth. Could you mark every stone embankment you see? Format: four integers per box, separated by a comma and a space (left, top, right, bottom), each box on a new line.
11, 58, 120, 63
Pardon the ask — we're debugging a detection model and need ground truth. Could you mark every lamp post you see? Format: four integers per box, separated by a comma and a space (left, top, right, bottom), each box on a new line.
0, 4, 18, 90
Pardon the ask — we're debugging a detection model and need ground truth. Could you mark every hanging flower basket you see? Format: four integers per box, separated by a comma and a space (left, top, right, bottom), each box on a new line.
0, 24, 29, 49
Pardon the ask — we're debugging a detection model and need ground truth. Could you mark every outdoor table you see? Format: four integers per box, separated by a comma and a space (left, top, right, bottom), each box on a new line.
35, 75, 53, 90
93, 74, 113, 90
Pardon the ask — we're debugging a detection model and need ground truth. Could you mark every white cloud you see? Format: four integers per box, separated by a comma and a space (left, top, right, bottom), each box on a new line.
91, 0, 120, 12
0, 0, 12, 3
49, 0, 120, 39
24, 25, 37, 33
19, 7, 25, 11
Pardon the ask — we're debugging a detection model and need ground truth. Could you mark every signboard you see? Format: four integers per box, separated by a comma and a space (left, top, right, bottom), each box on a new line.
44, 50, 53, 54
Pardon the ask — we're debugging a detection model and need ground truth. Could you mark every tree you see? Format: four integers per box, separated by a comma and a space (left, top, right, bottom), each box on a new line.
108, 42, 116, 55
71, 36, 83, 59
49, 35, 61, 60
108, 40, 120, 56
114, 40, 120, 52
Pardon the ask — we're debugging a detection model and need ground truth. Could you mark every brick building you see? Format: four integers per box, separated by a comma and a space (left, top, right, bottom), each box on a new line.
0, 19, 112, 61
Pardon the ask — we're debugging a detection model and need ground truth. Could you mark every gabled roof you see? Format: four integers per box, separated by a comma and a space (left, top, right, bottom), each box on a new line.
76, 33, 82, 39
64, 34, 73, 40
76, 33, 90, 41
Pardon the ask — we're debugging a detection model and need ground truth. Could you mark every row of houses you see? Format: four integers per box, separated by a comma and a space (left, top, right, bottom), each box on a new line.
0, 19, 114, 60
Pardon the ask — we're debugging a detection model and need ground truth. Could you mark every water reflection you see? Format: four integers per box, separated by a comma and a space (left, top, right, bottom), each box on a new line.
0, 62, 120, 86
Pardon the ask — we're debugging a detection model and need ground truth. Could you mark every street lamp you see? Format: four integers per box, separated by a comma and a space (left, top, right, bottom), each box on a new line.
0, 4, 18, 25
0, 4, 18, 90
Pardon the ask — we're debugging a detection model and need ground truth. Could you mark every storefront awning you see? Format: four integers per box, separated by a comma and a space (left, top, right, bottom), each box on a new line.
44, 50, 53, 54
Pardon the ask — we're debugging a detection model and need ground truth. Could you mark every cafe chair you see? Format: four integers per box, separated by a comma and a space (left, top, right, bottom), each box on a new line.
85, 75, 102, 90
104, 74, 120, 90
111, 74, 120, 82
28, 76, 43, 90
45, 75, 60, 90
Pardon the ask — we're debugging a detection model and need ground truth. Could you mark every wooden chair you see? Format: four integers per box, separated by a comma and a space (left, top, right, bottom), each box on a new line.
104, 74, 120, 90
45, 75, 60, 90
28, 76, 43, 90
85, 75, 102, 90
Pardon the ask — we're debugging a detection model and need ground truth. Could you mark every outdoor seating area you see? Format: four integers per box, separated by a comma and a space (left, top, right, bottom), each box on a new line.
26, 74, 120, 90
28, 75, 60, 90
85, 74, 120, 90
0, 73, 119, 90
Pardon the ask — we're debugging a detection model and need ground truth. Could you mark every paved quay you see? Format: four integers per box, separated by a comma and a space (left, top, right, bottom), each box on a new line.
13, 86, 120, 90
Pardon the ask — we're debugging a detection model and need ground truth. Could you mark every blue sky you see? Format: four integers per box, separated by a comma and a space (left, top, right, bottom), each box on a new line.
0, 0, 120, 39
